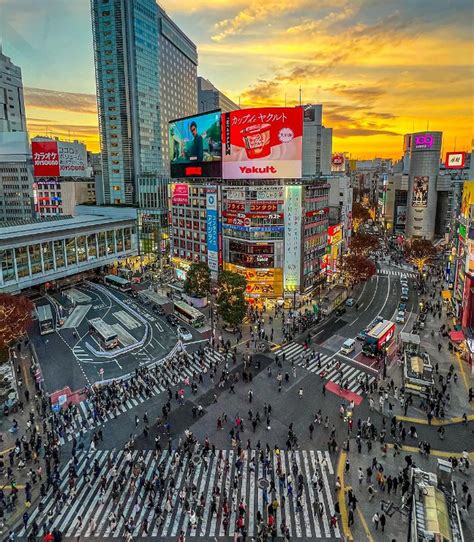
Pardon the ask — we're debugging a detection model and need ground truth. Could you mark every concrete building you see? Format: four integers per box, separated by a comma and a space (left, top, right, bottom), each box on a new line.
88, 152, 104, 204
0, 160, 34, 223
33, 178, 96, 217
91, 0, 197, 204
197, 77, 239, 114
328, 173, 353, 243
405, 131, 443, 240
302, 105, 332, 177
0, 47, 26, 132
0, 212, 138, 293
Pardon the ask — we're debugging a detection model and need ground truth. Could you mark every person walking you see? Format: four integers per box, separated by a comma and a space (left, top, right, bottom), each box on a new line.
380, 512, 386, 532
372, 512, 380, 530
298, 388, 303, 400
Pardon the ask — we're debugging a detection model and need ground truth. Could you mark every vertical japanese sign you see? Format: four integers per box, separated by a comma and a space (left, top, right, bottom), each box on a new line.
284, 186, 302, 290
206, 188, 219, 275
32, 140, 88, 177
32, 141, 60, 176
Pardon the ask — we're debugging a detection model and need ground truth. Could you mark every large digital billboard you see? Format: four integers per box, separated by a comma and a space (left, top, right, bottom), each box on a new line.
222, 107, 303, 179
412, 176, 429, 207
284, 185, 302, 290
169, 110, 222, 178
32, 140, 88, 177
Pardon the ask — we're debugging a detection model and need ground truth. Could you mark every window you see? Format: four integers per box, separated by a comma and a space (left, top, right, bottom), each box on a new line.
28, 244, 42, 274
1, 249, 15, 282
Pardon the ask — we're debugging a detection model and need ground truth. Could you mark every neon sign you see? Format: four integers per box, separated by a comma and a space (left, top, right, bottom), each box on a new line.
414, 135, 434, 149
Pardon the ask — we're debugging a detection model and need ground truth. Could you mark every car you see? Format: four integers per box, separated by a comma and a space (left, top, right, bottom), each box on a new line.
401, 287, 409, 295
177, 326, 193, 341
166, 314, 177, 326
340, 338, 356, 354
345, 298, 355, 307
400, 280, 409, 288
357, 331, 366, 340
396, 311, 406, 324
400, 294, 409, 302
335, 306, 346, 316
398, 302, 407, 311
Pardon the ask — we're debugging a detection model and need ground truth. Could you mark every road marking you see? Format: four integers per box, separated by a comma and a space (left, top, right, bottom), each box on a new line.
356, 507, 375, 542
348, 275, 380, 327
455, 351, 471, 395
337, 450, 353, 541
395, 413, 474, 426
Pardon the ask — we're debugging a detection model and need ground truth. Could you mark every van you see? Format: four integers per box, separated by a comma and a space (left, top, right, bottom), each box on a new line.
341, 338, 356, 355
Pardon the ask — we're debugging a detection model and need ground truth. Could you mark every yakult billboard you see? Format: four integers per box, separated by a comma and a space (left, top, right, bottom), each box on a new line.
32, 139, 88, 177
222, 107, 303, 179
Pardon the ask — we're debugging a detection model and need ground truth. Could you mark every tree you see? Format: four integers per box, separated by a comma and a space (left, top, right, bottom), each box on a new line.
342, 254, 377, 286
0, 294, 33, 356
352, 202, 371, 233
349, 233, 380, 256
404, 239, 437, 273
216, 271, 247, 328
183, 262, 210, 298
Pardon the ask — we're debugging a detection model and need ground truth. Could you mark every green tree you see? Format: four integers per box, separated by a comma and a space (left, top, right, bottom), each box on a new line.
217, 271, 247, 327
183, 262, 210, 298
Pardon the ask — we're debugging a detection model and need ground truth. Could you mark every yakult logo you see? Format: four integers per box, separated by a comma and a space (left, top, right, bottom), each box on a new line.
414, 135, 434, 149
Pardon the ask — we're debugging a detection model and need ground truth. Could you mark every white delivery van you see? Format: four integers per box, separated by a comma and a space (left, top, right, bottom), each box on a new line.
341, 338, 356, 355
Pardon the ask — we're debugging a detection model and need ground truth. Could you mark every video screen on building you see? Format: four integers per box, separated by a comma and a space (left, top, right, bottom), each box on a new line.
169, 110, 222, 178
412, 176, 429, 207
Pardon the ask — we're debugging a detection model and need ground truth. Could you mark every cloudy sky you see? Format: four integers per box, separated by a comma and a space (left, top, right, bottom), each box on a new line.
1, 0, 472, 158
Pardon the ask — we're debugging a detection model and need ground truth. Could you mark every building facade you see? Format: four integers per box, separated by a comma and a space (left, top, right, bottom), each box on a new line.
197, 77, 239, 114
405, 131, 443, 240
33, 179, 96, 217
91, 0, 197, 204
302, 105, 333, 178
0, 47, 26, 133
0, 161, 34, 222
0, 213, 138, 293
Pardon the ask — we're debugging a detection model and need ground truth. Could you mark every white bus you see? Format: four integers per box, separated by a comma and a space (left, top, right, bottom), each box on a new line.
88, 318, 119, 349
37, 304, 54, 335
104, 274, 132, 292
173, 300, 205, 328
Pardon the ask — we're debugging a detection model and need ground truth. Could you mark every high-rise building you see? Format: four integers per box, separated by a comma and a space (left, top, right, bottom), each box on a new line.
91, 0, 197, 205
302, 105, 332, 177
0, 48, 34, 223
0, 47, 27, 133
197, 77, 239, 114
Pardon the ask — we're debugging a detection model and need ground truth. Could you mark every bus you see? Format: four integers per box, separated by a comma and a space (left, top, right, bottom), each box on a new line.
104, 274, 132, 292
88, 318, 119, 349
362, 319, 396, 357
37, 304, 54, 335
173, 300, 205, 328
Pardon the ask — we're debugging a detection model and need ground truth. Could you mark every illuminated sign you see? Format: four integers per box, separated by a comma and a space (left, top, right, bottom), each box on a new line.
284, 186, 302, 289
413, 134, 434, 149
171, 183, 189, 205
445, 152, 466, 169
206, 189, 218, 272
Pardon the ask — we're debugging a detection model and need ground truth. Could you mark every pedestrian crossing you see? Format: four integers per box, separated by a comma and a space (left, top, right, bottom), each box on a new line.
56, 348, 225, 445
19, 448, 341, 539
73, 345, 93, 362
276, 342, 375, 395
378, 269, 417, 278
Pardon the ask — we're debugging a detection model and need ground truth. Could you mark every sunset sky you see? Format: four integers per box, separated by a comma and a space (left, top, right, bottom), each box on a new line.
1, 0, 472, 159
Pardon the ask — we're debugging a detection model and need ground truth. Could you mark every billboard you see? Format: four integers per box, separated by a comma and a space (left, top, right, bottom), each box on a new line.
412, 176, 429, 207
169, 110, 222, 178
331, 153, 345, 172
396, 206, 407, 226
460, 181, 474, 219
445, 152, 466, 169
171, 183, 189, 205
222, 107, 303, 179
32, 140, 88, 177
284, 186, 302, 290
206, 189, 219, 273
413, 134, 434, 150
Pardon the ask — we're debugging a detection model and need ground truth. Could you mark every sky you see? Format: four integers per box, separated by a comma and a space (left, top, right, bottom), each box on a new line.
0, 0, 473, 159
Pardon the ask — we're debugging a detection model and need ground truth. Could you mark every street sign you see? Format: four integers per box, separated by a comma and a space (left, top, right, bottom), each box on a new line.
58, 394, 67, 406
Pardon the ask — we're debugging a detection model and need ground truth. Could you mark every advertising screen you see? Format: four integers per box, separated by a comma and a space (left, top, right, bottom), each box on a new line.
206, 189, 219, 273
445, 152, 466, 169
412, 176, 429, 207
222, 107, 303, 179
396, 206, 407, 226
169, 111, 222, 178
284, 186, 302, 289
32, 140, 88, 177
171, 183, 189, 205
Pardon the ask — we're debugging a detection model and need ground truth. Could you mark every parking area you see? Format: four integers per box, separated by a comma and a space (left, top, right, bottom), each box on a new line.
29, 282, 201, 394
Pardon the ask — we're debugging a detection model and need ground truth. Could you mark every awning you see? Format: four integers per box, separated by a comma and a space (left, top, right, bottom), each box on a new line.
441, 290, 452, 300
449, 330, 465, 342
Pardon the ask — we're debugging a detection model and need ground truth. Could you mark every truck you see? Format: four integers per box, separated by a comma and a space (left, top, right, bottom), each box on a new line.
362, 319, 396, 357
320, 286, 348, 316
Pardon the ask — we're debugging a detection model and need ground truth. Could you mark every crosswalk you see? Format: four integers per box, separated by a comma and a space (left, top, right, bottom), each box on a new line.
378, 269, 417, 278
73, 345, 93, 362
56, 348, 224, 445
20, 448, 340, 539
276, 342, 375, 395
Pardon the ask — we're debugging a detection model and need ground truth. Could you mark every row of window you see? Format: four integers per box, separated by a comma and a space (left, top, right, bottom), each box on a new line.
1, 228, 134, 284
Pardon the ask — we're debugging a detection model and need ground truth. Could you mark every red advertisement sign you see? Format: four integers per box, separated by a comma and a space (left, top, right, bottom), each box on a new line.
222, 107, 303, 179
226, 202, 246, 212
172, 183, 189, 205
32, 141, 60, 177
249, 202, 278, 212
445, 152, 466, 169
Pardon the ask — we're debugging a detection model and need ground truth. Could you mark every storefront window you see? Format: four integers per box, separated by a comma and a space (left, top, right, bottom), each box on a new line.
124, 227, 132, 250
28, 244, 42, 274
66, 237, 77, 265
106, 230, 115, 254
42, 242, 54, 271
87, 234, 97, 260
15, 247, 30, 278
98, 231, 106, 257
116, 229, 124, 252
77, 236, 87, 262
54, 240, 65, 268
1, 249, 15, 282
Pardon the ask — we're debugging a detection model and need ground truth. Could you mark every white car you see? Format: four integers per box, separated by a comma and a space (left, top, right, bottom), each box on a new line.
396, 311, 406, 324
177, 326, 193, 341
400, 280, 409, 288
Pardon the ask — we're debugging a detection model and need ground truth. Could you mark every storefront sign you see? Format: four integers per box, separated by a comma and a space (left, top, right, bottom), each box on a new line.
206, 189, 218, 272
284, 186, 302, 289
